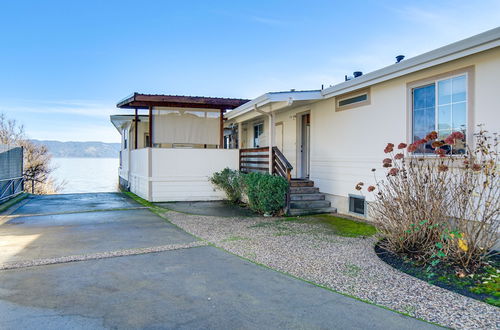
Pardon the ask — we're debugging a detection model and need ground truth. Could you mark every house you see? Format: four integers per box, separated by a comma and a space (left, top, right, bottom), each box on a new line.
111, 94, 248, 201
224, 26, 500, 217
111, 27, 500, 218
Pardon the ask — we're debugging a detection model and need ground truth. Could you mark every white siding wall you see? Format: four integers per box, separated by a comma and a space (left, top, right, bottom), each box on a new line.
119, 148, 129, 182
127, 148, 239, 202
229, 47, 500, 219
150, 149, 239, 202
129, 148, 150, 200
308, 47, 500, 218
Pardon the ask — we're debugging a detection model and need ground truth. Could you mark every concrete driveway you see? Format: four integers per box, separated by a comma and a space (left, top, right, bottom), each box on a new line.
0, 193, 439, 329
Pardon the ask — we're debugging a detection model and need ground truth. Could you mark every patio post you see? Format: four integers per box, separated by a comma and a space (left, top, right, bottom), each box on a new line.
219, 109, 224, 148
237, 122, 242, 149
134, 108, 138, 149
148, 106, 153, 147
268, 112, 275, 174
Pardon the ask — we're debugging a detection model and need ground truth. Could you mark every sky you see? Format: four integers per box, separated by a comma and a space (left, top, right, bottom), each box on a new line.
0, 0, 499, 143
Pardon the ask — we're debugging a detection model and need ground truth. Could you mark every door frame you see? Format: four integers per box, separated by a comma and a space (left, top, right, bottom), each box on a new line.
296, 110, 311, 179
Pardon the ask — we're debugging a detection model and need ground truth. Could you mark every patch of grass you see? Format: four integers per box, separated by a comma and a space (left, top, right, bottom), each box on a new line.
122, 191, 155, 207
0, 193, 28, 213
122, 191, 168, 215
289, 214, 377, 237
402, 305, 417, 316
250, 215, 376, 238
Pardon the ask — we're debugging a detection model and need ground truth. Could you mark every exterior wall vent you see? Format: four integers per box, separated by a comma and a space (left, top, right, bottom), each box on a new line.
349, 194, 366, 216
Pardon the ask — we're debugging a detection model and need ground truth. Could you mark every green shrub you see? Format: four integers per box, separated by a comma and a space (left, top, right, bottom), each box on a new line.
243, 172, 288, 215
209, 168, 243, 203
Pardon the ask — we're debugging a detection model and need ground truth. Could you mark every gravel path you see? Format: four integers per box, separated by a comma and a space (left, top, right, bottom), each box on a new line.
163, 210, 500, 330
0, 241, 208, 270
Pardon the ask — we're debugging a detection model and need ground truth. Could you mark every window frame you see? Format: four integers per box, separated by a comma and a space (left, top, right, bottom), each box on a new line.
406, 66, 474, 156
335, 88, 371, 112
253, 122, 264, 148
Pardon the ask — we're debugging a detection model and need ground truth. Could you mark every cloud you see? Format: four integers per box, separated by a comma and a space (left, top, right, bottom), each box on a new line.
0, 99, 116, 119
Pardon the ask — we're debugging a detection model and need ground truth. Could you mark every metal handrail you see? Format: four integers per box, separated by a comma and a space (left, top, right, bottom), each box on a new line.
0, 176, 23, 182
0, 177, 23, 202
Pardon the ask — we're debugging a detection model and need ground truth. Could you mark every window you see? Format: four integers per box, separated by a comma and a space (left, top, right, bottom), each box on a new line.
338, 94, 368, 107
144, 133, 150, 148
412, 74, 467, 154
336, 88, 370, 111
253, 123, 264, 147
349, 195, 366, 215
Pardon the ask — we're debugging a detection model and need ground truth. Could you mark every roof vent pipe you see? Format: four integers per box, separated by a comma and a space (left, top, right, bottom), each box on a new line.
353, 71, 363, 78
396, 55, 405, 63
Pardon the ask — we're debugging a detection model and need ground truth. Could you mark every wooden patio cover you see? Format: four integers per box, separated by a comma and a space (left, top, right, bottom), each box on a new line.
117, 93, 249, 110
116, 93, 250, 148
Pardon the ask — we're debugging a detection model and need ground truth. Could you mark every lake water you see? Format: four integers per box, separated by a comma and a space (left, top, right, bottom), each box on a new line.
51, 158, 119, 193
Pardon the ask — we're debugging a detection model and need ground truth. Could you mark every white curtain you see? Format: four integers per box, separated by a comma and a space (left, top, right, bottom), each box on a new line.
153, 108, 220, 145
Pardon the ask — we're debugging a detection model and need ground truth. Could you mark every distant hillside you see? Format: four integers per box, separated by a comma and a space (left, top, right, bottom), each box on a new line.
32, 140, 121, 158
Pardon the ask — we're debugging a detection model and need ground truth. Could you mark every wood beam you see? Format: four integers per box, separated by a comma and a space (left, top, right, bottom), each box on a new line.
134, 108, 138, 149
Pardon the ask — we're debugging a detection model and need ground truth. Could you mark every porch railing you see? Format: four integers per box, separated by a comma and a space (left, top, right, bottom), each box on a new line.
272, 147, 292, 181
239, 146, 293, 214
239, 147, 270, 173
272, 147, 293, 214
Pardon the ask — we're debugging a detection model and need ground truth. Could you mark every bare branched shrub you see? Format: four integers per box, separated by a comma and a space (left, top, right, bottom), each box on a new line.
359, 126, 498, 273
0, 113, 62, 194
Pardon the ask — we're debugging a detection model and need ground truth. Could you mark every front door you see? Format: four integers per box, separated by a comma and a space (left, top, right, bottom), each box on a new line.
300, 113, 310, 178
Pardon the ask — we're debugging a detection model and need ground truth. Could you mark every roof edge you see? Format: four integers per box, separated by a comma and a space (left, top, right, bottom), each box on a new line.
226, 90, 322, 120
322, 26, 500, 98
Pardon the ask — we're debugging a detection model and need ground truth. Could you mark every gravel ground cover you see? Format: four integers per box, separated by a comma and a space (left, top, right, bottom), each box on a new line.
163, 210, 500, 329
0, 241, 208, 270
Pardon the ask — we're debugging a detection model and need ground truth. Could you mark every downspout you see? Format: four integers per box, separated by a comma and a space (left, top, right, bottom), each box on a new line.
254, 105, 272, 174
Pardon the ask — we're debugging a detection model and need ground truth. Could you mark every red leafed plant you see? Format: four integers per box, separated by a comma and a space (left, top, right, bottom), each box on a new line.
357, 126, 499, 273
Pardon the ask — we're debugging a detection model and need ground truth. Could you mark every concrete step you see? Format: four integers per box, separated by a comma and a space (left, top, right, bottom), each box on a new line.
290, 180, 314, 187
290, 187, 319, 194
290, 193, 325, 201
288, 207, 337, 216
290, 200, 331, 209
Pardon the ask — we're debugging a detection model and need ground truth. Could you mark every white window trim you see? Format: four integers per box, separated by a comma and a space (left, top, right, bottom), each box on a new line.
335, 88, 371, 112
406, 66, 475, 155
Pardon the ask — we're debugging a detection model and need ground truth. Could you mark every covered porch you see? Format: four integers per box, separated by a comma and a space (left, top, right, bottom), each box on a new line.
111, 93, 249, 202
224, 90, 322, 179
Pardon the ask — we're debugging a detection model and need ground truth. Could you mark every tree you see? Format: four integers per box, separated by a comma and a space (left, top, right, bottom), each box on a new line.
0, 113, 61, 194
